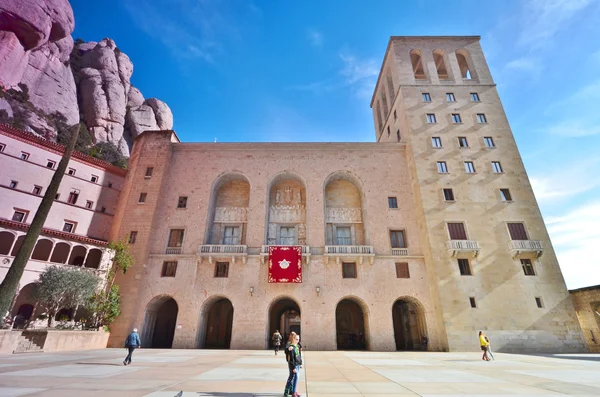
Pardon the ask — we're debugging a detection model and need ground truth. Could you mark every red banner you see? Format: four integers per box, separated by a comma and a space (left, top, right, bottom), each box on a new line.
268, 246, 302, 283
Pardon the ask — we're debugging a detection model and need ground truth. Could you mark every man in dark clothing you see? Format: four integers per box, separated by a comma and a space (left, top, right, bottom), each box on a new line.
272, 330, 282, 355
123, 328, 141, 365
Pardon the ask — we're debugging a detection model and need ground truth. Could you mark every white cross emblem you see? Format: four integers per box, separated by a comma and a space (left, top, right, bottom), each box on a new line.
278, 259, 290, 269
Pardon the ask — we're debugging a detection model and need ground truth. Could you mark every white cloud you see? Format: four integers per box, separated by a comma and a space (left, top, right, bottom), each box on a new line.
530, 158, 600, 202
307, 29, 323, 47
546, 201, 600, 289
339, 53, 379, 99
542, 80, 600, 136
505, 57, 539, 72
518, 0, 594, 50
546, 120, 600, 137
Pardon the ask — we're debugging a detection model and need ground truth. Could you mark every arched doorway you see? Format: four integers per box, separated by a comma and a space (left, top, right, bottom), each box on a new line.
336, 298, 368, 350
0, 231, 16, 255
142, 296, 178, 348
268, 298, 301, 348
10, 283, 39, 326
392, 298, 428, 351
203, 298, 234, 349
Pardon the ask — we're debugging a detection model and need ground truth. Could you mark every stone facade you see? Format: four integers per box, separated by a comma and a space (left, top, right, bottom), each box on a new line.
108, 36, 587, 353
570, 285, 600, 352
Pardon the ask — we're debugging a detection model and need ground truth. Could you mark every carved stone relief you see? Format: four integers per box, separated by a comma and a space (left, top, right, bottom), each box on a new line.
269, 205, 306, 223
325, 207, 362, 223
214, 207, 248, 223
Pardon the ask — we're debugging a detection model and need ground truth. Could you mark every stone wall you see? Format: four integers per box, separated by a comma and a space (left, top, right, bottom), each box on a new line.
0, 330, 109, 354
570, 285, 600, 352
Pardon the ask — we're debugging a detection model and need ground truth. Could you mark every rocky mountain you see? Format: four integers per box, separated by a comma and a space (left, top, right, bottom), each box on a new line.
0, 0, 173, 156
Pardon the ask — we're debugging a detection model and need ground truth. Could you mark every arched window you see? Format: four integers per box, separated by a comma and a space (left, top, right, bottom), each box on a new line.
386, 73, 395, 103
456, 50, 473, 80
433, 50, 449, 80
375, 101, 383, 132
381, 91, 389, 119
410, 49, 426, 80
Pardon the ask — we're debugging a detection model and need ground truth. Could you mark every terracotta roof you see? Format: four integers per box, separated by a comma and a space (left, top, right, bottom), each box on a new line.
0, 123, 128, 177
0, 218, 108, 247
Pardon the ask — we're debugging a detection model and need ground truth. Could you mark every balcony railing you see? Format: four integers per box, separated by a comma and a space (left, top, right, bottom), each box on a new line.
198, 244, 247, 264
391, 248, 409, 256
260, 245, 311, 264
446, 240, 480, 258
509, 240, 543, 258
324, 245, 375, 265
165, 247, 182, 255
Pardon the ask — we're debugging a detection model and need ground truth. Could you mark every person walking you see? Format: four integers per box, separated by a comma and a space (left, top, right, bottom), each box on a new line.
272, 329, 282, 355
485, 335, 495, 360
479, 331, 490, 361
123, 328, 141, 365
283, 332, 302, 397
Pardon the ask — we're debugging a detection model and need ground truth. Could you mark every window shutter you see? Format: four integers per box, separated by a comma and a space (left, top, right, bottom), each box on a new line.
447, 223, 467, 240
507, 223, 528, 240
168, 229, 184, 247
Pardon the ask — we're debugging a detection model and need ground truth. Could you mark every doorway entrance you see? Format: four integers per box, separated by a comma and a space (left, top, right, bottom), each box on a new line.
142, 296, 178, 348
204, 298, 234, 349
392, 298, 427, 351
268, 298, 301, 348
335, 298, 367, 350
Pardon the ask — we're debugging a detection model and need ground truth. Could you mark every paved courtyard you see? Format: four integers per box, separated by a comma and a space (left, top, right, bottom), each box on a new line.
0, 349, 597, 396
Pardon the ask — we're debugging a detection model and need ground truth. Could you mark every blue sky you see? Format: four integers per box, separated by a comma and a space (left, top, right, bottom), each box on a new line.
71, 0, 600, 289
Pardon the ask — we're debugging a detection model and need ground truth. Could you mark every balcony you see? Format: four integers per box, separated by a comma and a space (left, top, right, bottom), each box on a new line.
446, 240, 480, 258
324, 245, 375, 265
509, 240, 543, 259
260, 245, 311, 265
165, 247, 182, 255
391, 248, 409, 256
198, 244, 248, 264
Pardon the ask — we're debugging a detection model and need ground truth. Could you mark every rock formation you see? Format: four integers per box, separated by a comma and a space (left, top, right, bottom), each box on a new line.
0, 0, 173, 155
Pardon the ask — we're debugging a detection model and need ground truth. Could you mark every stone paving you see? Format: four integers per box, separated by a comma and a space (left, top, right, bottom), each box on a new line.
0, 349, 598, 396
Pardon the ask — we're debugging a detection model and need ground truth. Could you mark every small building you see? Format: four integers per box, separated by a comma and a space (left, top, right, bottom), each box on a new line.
570, 285, 600, 352
0, 124, 126, 325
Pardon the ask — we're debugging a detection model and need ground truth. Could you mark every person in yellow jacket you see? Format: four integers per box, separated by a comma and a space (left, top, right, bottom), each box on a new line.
479, 331, 491, 361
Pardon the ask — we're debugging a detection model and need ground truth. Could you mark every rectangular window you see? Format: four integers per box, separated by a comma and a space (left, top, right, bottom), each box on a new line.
446, 93, 456, 102
215, 262, 229, 278
388, 197, 398, 209
521, 259, 535, 276
451, 114, 462, 124
458, 137, 468, 148
20, 152, 29, 160
447, 223, 468, 240
67, 190, 79, 205
422, 93, 431, 102
129, 231, 138, 244
85, 200, 93, 209
492, 161, 503, 173
91, 175, 98, 183
426, 113, 437, 124
168, 229, 185, 248
500, 189, 512, 202
223, 226, 241, 245
470, 93, 480, 102
138, 192, 147, 203
507, 223, 528, 240
46, 160, 56, 169
67, 168, 76, 176
464, 161, 476, 173
108, 181, 113, 188
63, 222, 75, 233
145, 167, 153, 178
0, 143, 5, 152
443, 188, 455, 201
396, 130, 401, 142
431, 137, 442, 148
342, 262, 357, 278
393, 110, 397, 121
101, 206, 106, 213
484, 137, 495, 148
12, 210, 27, 223
390, 230, 406, 248
33, 186, 42, 195
477, 113, 487, 124
437, 161, 448, 173
177, 196, 187, 208
469, 297, 477, 308
279, 226, 297, 245
336, 227, 352, 245
387, 126, 391, 136
535, 297, 543, 308
458, 259, 472, 275
395, 262, 410, 278
161, 261, 177, 277
9, 180, 18, 189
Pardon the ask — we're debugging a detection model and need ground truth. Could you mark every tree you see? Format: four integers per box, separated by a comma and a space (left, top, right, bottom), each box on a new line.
34, 266, 99, 328
0, 123, 80, 317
